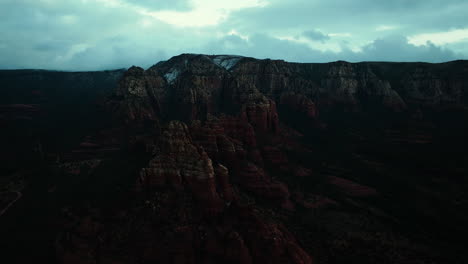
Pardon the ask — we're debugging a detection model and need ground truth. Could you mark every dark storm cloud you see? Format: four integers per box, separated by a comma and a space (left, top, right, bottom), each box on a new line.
358, 35, 460, 62
302, 30, 330, 42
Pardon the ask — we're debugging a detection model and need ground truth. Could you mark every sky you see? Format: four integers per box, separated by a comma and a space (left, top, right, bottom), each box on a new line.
1, 0, 468, 70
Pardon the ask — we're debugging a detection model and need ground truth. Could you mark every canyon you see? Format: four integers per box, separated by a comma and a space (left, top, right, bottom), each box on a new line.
1, 54, 468, 263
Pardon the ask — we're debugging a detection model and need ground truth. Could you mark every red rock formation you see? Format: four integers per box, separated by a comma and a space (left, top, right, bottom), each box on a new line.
280, 92, 317, 118
235, 205, 312, 264
4, 55, 468, 264
262, 146, 289, 171
138, 121, 226, 214
240, 99, 279, 134
237, 163, 292, 208
138, 154, 182, 190
114, 66, 159, 122
214, 164, 234, 203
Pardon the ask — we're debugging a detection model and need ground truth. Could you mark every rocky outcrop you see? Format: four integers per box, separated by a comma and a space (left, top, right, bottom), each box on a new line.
401, 66, 464, 105
229, 59, 410, 113
113, 55, 229, 124
240, 99, 279, 134
101, 55, 466, 264
3, 55, 467, 264
56, 116, 311, 263
114, 66, 159, 122
112, 55, 468, 132
138, 121, 225, 214
280, 92, 317, 118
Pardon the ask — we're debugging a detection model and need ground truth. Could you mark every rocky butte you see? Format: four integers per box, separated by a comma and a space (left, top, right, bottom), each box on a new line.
1, 54, 468, 264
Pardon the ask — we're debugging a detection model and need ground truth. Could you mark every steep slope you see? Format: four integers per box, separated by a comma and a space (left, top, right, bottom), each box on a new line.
111, 54, 468, 125
98, 54, 468, 263
1, 55, 468, 264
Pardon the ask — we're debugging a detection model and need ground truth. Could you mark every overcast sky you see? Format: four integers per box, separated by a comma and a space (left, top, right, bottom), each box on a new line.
1, 0, 468, 70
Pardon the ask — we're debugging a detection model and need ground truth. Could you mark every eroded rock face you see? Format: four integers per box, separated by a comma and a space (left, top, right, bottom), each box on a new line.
402, 66, 464, 105
138, 121, 224, 214
112, 55, 468, 130
114, 66, 159, 122
57, 119, 311, 264
280, 92, 317, 118
114, 55, 229, 124
51, 54, 468, 264
102, 54, 466, 264
96, 64, 314, 262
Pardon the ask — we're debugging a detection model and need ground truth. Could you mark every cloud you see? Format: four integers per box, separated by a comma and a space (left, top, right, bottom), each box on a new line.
408, 28, 468, 46
357, 35, 462, 62
0, 0, 467, 70
123, 0, 193, 11
226, 0, 468, 35
143, 0, 268, 27
200, 34, 463, 63
376, 25, 398, 32
302, 30, 330, 42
